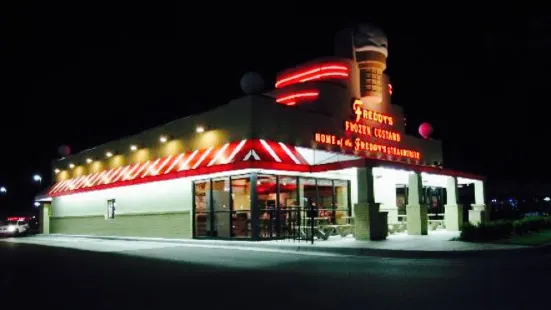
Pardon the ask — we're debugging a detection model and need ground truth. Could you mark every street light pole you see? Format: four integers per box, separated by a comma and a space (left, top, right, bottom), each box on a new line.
33, 174, 42, 189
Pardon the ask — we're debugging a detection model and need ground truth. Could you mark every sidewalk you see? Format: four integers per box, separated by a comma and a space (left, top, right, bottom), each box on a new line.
46, 230, 551, 259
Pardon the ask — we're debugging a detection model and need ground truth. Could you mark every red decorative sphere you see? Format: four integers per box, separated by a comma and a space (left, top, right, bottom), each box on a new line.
58, 145, 71, 157
418, 123, 433, 139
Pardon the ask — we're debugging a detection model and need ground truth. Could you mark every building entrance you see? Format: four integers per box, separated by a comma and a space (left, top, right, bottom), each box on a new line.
192, 173, 352, 241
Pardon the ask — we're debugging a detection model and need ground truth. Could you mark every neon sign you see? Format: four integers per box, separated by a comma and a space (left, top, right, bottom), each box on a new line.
314, 133, 420, 160
352, 99, 394, 125
276, 90, 319, 106
311, 98, 420, 161
345, 121, 401, 142
275, 63, 349, 88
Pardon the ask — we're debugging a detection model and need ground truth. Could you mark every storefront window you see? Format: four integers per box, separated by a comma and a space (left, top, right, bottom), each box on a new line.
279, 176, 298, 208
334, 180, 350, 225
193, 174, 352, 241
278, 176, 299, 239
317, 179, 334, 222
298, 177, 317, 208
231, 175, 251, 238
212, 177, 231, 238
194, 180, 210, 237
257, 175, 278, 239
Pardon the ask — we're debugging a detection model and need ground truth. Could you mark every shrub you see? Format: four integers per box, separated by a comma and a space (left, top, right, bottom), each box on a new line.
459, 216, 551, 242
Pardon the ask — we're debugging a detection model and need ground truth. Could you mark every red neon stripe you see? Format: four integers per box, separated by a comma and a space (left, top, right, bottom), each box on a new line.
275, 91, 319, 106
275, 64, 349, 88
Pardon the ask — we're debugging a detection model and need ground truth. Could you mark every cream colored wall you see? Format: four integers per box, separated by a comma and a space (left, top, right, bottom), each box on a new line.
51, 177, 192, 218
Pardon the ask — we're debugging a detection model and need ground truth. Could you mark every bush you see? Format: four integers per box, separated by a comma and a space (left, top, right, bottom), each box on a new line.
459, 216, 551, 242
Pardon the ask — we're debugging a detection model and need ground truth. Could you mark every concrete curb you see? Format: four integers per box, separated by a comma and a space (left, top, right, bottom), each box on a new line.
45, 234, 551, 259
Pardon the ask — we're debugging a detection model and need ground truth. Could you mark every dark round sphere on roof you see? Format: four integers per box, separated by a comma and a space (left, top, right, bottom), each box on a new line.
353, 23, 388, 49
58, 145, 71, 157
240, 72, 265, 95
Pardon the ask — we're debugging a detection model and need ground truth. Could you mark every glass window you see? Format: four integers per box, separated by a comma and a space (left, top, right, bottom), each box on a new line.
257, 175, 278, 239
231, 175, 251, 238
212, 177, 231, 238
298, 177, 317, 227
279, 176, 298, 208
277, 176, 300, 239
317, 179, 334, 221
194, 180, 210, 237
334, 180, 350, 225
298, 177, 316, 208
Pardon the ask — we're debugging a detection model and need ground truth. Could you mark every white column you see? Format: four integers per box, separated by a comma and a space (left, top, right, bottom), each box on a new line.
354, 167, 387, 240
474, 180, 485, 206
41, 203, 50, 234
469, 180, 487, 225
444, 176, 463, 231
376, 175, 398, 223
406, 172, 428, 235
356, 167, 375, 204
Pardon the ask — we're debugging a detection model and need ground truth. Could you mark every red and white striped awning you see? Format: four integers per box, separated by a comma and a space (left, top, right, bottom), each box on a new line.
48, 139, 308, 197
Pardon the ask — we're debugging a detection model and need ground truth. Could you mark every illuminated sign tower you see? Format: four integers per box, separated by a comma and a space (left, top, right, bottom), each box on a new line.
335, 24, 389, 105
353, 24, 388, 105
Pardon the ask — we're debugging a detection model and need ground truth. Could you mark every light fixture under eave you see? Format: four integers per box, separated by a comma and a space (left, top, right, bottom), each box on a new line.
54, 168, 60, 174
69, 163, 75, 169
159, 136, 168, 143
106, 151, 113, 158
130, 145, 138, 151
196, 126, 205, 133
86, 158, 93, 164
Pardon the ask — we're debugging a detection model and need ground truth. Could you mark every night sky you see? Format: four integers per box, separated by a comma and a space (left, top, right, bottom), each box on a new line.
1, 7, 550, 211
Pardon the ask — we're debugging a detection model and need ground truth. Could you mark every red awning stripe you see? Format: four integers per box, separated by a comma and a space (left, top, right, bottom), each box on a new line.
47, 139, 307, 196
164, 153, 185, 174
177, 150, 198, 171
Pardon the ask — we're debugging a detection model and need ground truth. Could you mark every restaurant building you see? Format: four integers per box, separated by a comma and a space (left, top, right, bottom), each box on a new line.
36, 25, 487, 241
